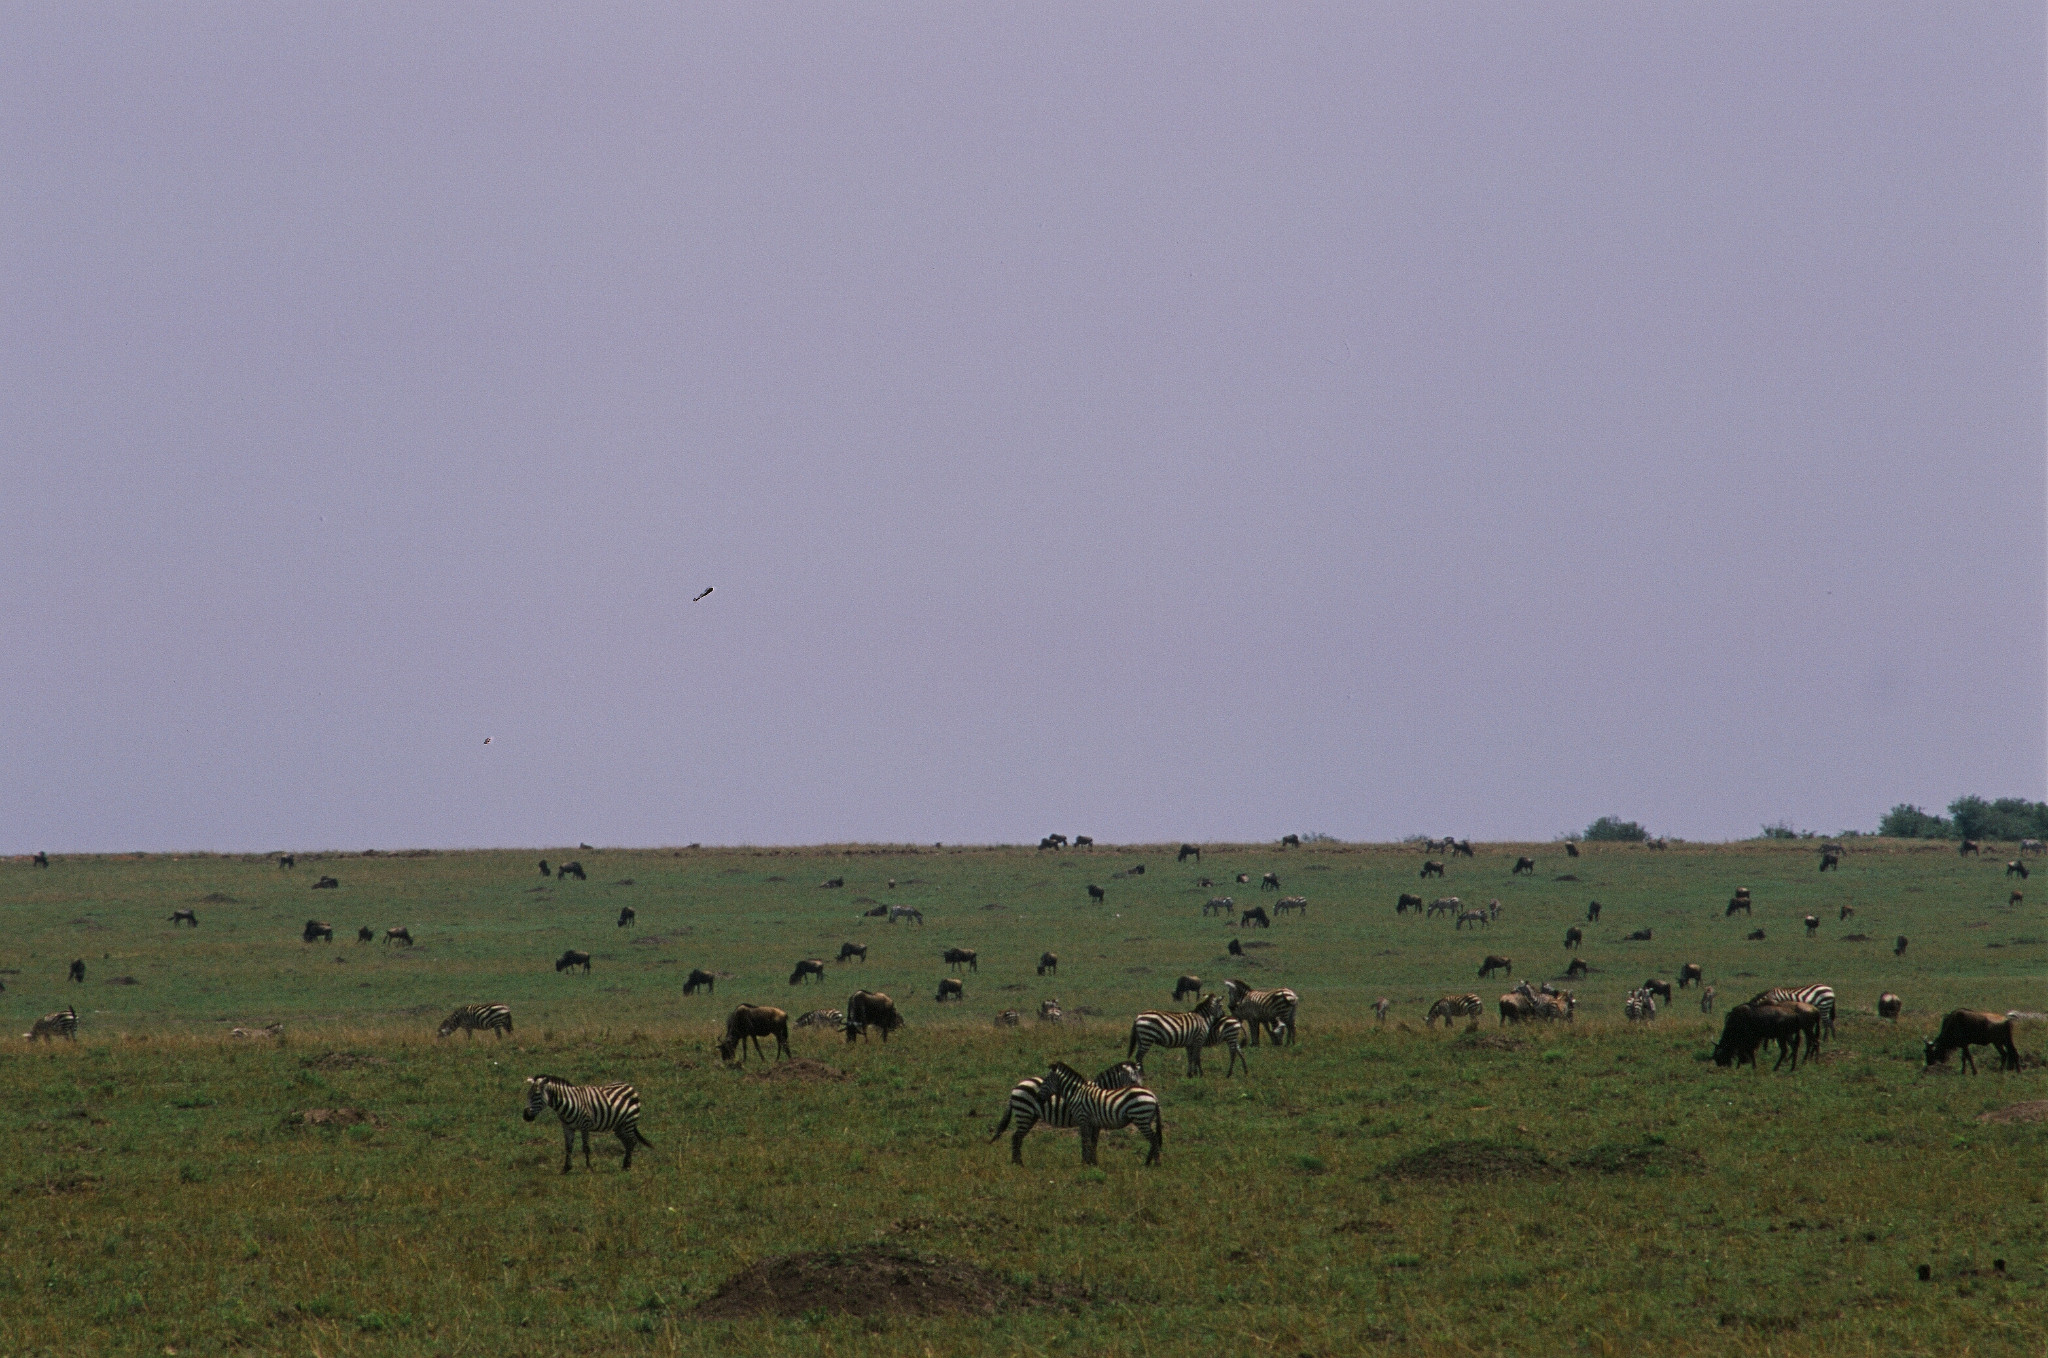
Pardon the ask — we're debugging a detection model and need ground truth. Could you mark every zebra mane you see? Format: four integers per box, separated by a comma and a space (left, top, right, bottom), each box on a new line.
1044, 1060, 1087, 1087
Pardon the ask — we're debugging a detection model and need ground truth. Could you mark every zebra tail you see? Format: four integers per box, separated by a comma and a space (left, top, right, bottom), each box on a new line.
1126, 1025, 1138, 1059
636, 1129, 654, 1148
989, 1107, 1013, 1141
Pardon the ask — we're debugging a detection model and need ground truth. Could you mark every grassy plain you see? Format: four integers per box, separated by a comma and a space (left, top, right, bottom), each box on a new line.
1, 838, 2043, 1356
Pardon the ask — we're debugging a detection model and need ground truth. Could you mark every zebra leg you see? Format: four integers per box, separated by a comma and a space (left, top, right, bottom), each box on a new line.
1142, 1114, 1162, 1165
1227, 1042, 1246, 1077
1079, 1125, 1099, 1166
560, 1123, 575, 1174
1007, 1107, 1039, 1165
1185, 1042, 1201, 1077
582, 1129, 593, 1167
617, 1126, 636, 1170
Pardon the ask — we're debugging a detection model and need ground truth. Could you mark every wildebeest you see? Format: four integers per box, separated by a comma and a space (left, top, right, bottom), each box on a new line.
1819, 851, 1840, 872
1477, 954, 1513, 979
1373, 997, 1390, 1022
1237, 873, 1251, 884
1959, 839, 1980, 856
1565, 957, 1588, 978
1563, 926, 1583, 950
2013, 891, 2026, 907
1174, 974, 1202, 1001
1498, 992, 1538, 1025
1624, 928, 1653, 941
1177, 843, 1200, 862
1512, 856, 1536, 875
1747, 928, 1766, 940
1261, 872, 1281, 891
1227, 938, 1244, 957
558, 862, 586, 881
34, 851, 50, 867
1275, 895, 1308, 916
302, 920, 333, 943
312, 876, 339, 890
357, 926, 374, 942
538, 860, 551, 877
843, 990, 903, 1042
683, 968, 716, 995
1204, 896, 1235, 916
789, 958, 827, 985
616, 906, 635, 928
166, 908, 198, 928
554, 949, 591, 973
2007, 860, 2030, 879
1924, 1009, 2020, 1074
1640, 978, 1674, 1004
1038, 837, 1062, 850
1725, 895, 1752, 917
68, 959, 86, 983
1073, 836, 1094, 848
278, 854, 295, 869
1840, 904, 1855, 921
718, 1004, 790, 1063
1878, 992, 1902, 1021
818, 876, 843, 889
1281, 834, 1301, 848
1894, 935, 1908, 957
1239, 906, 1271, 929
1679, 963, 1703, 989
838, 942, 868, 963
385, 927, 414, 947
936, 977, 964, 1002
943, 947, 979, 973
1713, 1001, 1821, 1071
1453, 839, 1475, 857
1565, 842, 1579, 858
1037, 952, 1058, 976
1396, 893, 1424, 915
862, 903, 890, 918
1087, 884, 1106, 903
1586, 901, 1602, 923
1804, 915, 1820, 935
1420, 860, 1445, 879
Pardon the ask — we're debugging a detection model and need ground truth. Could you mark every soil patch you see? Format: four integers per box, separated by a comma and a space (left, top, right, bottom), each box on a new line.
1379, 1139, 1556, 1183
1568, 1139, 1705, 1175
1456, 1031, 1524, 1052
1977, 1101, 2048, 1125
303, 1051, 387, 1071
695, 1247, 1080, 1320
752, 1059, 847, 1082
106, 976, 140, 985
291, 1108, 381, 1128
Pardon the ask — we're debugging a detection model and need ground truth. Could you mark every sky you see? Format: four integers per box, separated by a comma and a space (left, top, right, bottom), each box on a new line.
3, 6, 2043, 852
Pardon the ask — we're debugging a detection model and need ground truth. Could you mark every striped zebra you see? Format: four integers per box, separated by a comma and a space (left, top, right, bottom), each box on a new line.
1426, 994, 1483, 1028
1126, 995, 1246, 1077
1039, 1061, 1163, 1166
26, 1006, 78, 1042
1222, 978, 1299, 1046
989, 1059, 1147, 1165
521, 1075, 653, 1174
1748, 985, 1836, 1039
796, 1008, 844, 1029
437, 1003, 512, 1039
1625, 989, 1657, 1022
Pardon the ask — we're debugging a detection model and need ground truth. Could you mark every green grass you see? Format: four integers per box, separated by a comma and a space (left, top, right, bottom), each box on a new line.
2, 839, 2044, 1355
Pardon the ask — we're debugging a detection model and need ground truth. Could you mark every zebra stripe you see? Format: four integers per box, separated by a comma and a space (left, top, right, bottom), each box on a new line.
1749, 985, 1836, 1038
1038, 1061, 1163, 1166
1426, 994, 1483, 1027
1222, 979, 1299, 1046
26, 1006, 78, 1042
1126, 995, 1236, 1076
989, 1061, 1146, 1165
1625, 989, 1658, 1022
437, 1003, 512, 1039
522, 1075, 652, 1173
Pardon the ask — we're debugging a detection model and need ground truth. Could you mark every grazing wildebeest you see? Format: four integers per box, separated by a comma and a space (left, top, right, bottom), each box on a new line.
1456, 909, 1489, 930
1374, 997, 1390, 1023
683, 968, 716, 995
1453, 839, 1475, 857
34, 851, 50, 868
1512, 856, 1536, 875
1129, 864, 1146, 875
2013, 891, 2026, 907
1281, 834, 1301, 848
1565, 841, 1579, 858
1679, 962, 1703, 989
1204, 896, 1235, 916
936, 977, 965, 1002
1840, 904, 1855, 921
1498, 992, 1538, 1025
1959, 839, 1980, 856
718, 1005, 790, 1063
303, 919, 334, 943
1227, 938, 1244, 957
313, 876, 339, 889
1586, 901, 1601, 923
890, 905, 924, 925
1565, 957, 1589, 978
843, 990, 903, 1042
1878, 992, 1902, 1021
558, 862, 586, 881
68, 959, 86, 983
1700, 985, 1715, 1013
278, 854, 295, 869
1420, 860, 1445, 879
1087, 884, 1106, 903
539, 860, 551, 877
1177, 843, 1200, 862
1239, 906, 1271, 929
789, 958, 827, 985
1174, 974, 1202, 1001
1426, 895, 1460, 918
1713, 1002, 1820, 1071
818, 876, 843, 889
616, 906, 635, 928
943, 947, 979, 973
1074, 836, 1094, 848
862, 902, 890, 918
1038, 837, 1061, 851
1747, 928, 1766, 940
385, 927, 414, 947
168, 909, 198, 928
1804, 915, 1820, 935
1819, 851, 1841, 872
1725, 895, 1752, 917
1477, 954, 1513, 979
838, 942, 868, 963
1563, 926, 1583, 950
1037, 952, 1058, 976
554, 949, 591, 973
1274, 895, 1308, 916
1625, 928, 1653, 941
1261, 872, 1280, 891
2007, 860, 2030, 879
1397, 893, 1424, 915
1894, 935, 1908, 957
357, 926, 374, 942
1924, 1009, 2020, 1074
1640, 978, 1674, 1004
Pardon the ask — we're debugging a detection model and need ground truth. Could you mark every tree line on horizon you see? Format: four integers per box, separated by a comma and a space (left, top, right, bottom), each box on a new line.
1878, 796, 2048, 842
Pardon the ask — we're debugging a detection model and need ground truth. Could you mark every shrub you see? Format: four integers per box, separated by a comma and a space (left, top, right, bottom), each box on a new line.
1879, 804, 1950, 838
1584, 817, 1648, 843
1948, 796, 2048, 842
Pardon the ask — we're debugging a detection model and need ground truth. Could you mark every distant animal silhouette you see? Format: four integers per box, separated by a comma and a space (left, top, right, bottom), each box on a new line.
1586, 901, 1601, 923
1819, 851, 1840, 872
555, 949, 592, 973
1746, 929, 1766, 941
1878, 993, 1902, 1021
2007, 860, 2030, 879
789, 958, 827, 985
936, 977, 964, 1002
1177, 844, 1200, 862
302, 920, 333, 943
558, 862, 587, 881
1624, 928, 1652, 941
168, 909, 198, 928
1073, 836, 1094, 848
943, 947, 979, 973
1563, 927, 1583, 950
1239, 906, 1271, 929
1227, 938, 1244, 957
1565, 842, 1579, 858
68, 959, 85, 983
1679, 963, 1703, 989
683, 969, 716, 995
1261, 873, 1280, 891
34, 852, 49, 868
385, 927, 414, 947
312, 876, 339, 890
1396, 893, 1424, 915
1805, 915, 1820, 935
1174, 974, 1202, 1001
1087, 884, 1106, 903
1959, 839, 1980, 856
1037, 952, 1058, 976
862, 903, 890, 918
616, 907, 635, 928
1894, 936, 1908, 957
838, 942, 868, 963
1420, 861, 1445, 879
539, 860, 551, 877
278, 854, 295, 870
1512, 857, 1536, 875
1280, 834, 1301, 848
1565, 958, 1588, 978
1477, 955, 1512, 979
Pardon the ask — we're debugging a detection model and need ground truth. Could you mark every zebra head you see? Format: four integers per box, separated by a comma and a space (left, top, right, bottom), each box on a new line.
1222, 979, 1250, 1006
1193, 993, 1226, 1023
522, 1075, 560, 1122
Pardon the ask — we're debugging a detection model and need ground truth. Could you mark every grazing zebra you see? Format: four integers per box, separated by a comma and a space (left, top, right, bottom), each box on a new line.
1748, 985, 1836, 1039
437, 1003, 513, 1039
796, 1009, 844, 1029
26, 1006, 78, 1042
1456, 909, 1490, 930
1426, 895, 1461, 918
1374, 997, 1390, 1023
1222, 979, 1299, 1046
1625, 989, 1658, 1022
169, 909, 198, 927
1272, 895, 1308, 916
990, 1059, 1148, 1165
1426, 994, 1483, 1028
1037, 1061, 1163, 1166
890, 905, 925, 925
1127, 995, 1244, 1077
521, 1075, 652, 1173
302, 919, 334, 943
1203, 895, 1235, 916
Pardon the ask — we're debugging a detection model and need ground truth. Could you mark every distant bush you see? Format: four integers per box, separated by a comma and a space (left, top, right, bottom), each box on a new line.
1947, 796, 2048, 842
1758, 822, 1799, 840
1879, 804, 1950, 839
1584, 817, 1648, 843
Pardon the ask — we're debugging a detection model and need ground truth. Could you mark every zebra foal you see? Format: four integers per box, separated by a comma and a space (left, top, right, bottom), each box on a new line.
27, 1006, 78, 1042
521, 1075, 652, 1173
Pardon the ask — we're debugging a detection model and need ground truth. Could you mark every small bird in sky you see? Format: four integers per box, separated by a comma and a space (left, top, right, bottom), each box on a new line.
693, 587, 713, 602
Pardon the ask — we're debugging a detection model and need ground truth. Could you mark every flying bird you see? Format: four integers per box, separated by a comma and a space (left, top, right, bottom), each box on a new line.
693, 587, 713, 602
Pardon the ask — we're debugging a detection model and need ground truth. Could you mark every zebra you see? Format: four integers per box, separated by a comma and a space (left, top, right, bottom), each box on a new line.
1748, 985, 1836, 1039
1222, 978, 1299, 1046
1456, 909, 1490, 930
1426, 895, 1460, 917
1037, 1061, 1164, 1166
796, 1008, 844, 1029
1126, 994, 1245, 1077
1625, 989, 1657, 1022
26, 1006, 78, 1042
521, 1075, 652, 1173
990, 1060, 1147, 1165
437, 1003, 512, 1039
1426, 994, 1483, 1028
1203, 896, 1235, 916
889, 905, 924, 925
1274, 895, 1308, 916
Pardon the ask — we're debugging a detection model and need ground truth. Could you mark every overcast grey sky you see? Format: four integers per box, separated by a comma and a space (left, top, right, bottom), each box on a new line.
3, 6, 2042, 852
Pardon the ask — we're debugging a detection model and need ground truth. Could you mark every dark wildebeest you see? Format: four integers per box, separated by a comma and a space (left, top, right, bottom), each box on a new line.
303, 920, 334, 943
278, 854, 295, 869
1894, 935, 1908, 957
1261, 872, 1281, 891
1586, 901, 1602, 923
1037, 952, 1058, 976
357, 925, 374, 942
616, 906, 635, 928
1129, 864, 1146, 875
1563, 927, 1583, 950
862, 902, 890, 918
1174, 974, 1202, 1001
1397, 893, 1424, 915
1087, 884, 1106, 903
538, 860, 551, 877
1420, 860, 1445, 879
169, 909, 198, 928
1453, 839, 1475, 857
718, 1004, 790, 1063
2007, 860, 2030, 879
1678, 963, 1703, 989
1747, 928, 1766, 940
313, 876, 339, 889
1819, 851, 1840, 872
68, 959, 85, 983
1177, 843, 1200, 862
1713, 1002, 1821, 1071
35, 851, 50, 867
843, 990, 903, 1042
838, 942, 868, 963
554, 949, 591, 973
1725, 895, 1752, 917
385, 927, 414, 947
1239, 906, 1271, 929
1641, 978, 1674, 1004
1227, 937, 1244, 957
818, 876, 843, 889
1625, 928, 1652, 941
1281, 834, 1301, 848
1565, 957, 1589, 978
2013, 891, 2026, 907
1512, 856, 1536, 875
1959, 839, 1981, 857
1878, 992, 1902, 1021
683, 968, 716, 996
1924, 1009, 2021, 1074
789, 958, 827, 985
1478, 955, 1513, 979
1038, 837, 1061, 851
1074, 836, 1094, 848
1565, 841, 1579, 858
936, 977, 964, 1002
1840, 904, 1855, 921
943, 947, 979, 973
558, 862, 587, 881
1804, 915, 1820, 935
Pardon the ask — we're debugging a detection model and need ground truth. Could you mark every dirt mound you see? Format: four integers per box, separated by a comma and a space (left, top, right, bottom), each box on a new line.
1379, 1139, 1555, 1183
302, 1051, 387, 1071
1977, 1101, 2048, 1124
752, 1059, 847, 1082
291, 1108, 380, 1128
695, 1247, 1078, 1320
1569, 1139, 1704, 1174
